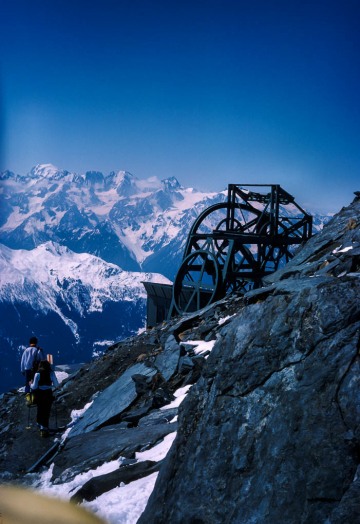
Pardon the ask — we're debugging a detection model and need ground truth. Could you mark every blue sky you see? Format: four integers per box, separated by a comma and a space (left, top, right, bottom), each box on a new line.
1, 0, 359, 211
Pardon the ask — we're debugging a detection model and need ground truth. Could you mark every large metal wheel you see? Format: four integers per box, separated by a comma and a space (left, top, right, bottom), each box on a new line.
214, 217, 243, 255
184, 202, 263, 257
172, 249, 221, 314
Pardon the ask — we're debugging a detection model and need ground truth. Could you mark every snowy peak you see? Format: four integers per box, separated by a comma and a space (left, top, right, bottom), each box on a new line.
29, 163, 70, 181
115, 171, 140, 197
0, 239, 171, 393
0, 240, 170, 336
0, 170, 16, 181
161, 177, 182, 191
0, 166, 329, 279
0, 166, 222, 272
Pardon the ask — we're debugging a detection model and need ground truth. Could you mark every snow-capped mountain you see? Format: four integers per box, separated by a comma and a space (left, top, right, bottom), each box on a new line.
0, 241, 169, 393
0, 164, 227, 279
0, 163, 331, 279
0, 164, 330, 393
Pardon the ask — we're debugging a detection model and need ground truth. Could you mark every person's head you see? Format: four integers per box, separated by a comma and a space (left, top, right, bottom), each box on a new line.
38, 360, 51, 372
29, 336, 38, 346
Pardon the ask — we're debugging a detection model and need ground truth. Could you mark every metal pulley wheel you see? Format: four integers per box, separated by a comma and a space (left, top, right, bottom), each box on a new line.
172, 249, 221, 314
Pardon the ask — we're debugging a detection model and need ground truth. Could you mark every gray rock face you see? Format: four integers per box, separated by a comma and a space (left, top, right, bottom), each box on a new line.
139, 196, 360, 523
68, 363, 157, 437
154, 335, 181, 381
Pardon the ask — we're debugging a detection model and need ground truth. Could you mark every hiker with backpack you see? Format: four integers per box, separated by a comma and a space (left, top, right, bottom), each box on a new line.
20, 336, 45, 393
30, 360, 59, 437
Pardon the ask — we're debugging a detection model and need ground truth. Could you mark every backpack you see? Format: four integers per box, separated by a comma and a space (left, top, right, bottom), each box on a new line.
31, 350, 42, 377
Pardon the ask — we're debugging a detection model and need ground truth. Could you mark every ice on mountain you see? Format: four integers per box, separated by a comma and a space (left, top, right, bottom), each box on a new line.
161, 177, 182, 191
29, 163, 69, 180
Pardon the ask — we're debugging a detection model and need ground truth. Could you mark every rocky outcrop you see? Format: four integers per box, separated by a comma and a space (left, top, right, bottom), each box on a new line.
1, 194, 359, 523
53, 422, 177, 483
0, 287, 239, 481
68, 362, 159, 437
139, 195, 360, 523
70, 459, 163, 503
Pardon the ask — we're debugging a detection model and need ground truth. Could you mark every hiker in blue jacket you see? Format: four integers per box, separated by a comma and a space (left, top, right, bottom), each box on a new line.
31, 360, 59, 437
20, 337, 45, 393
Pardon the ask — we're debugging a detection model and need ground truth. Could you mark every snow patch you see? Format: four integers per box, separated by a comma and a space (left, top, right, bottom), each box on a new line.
161, 384, 192, 410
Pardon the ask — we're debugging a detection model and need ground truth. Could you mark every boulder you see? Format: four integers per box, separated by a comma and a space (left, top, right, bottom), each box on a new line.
68, 363, 157, 437
177, 355, 194, 374
152, 387, 175, 409
154, 335, 181, 381
71, 460, 163, 503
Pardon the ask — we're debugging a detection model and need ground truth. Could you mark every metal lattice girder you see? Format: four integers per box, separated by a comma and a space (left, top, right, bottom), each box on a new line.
170, 184, 312, 315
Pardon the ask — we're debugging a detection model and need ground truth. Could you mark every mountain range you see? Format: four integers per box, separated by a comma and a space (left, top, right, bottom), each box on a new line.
0, 164, 331, 393
0, 164, 330, 278
0, 163, 228, 278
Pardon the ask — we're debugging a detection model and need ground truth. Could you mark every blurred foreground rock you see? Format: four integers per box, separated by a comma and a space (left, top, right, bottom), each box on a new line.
0, 485, 105, 523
